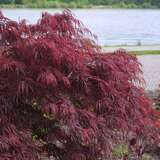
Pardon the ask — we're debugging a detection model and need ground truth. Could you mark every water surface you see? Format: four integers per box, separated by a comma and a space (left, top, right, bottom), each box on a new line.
1, 9, 160, 46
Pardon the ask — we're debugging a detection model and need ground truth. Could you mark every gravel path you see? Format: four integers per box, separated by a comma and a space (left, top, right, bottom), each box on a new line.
138, 55, 160, 91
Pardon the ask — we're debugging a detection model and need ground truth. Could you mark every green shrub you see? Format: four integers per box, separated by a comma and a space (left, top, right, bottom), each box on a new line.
0, 0, 13, 4
142, 2, 152, 8
112, 143, 129, 158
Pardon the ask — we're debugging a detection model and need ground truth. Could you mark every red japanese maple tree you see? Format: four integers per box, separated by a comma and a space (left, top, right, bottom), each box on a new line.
0, 10, 160, 160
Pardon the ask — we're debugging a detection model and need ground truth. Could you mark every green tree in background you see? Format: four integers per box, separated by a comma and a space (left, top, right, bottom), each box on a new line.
14, 0, 23, 4
0, 0, 160, 8
14, 0, 41, 4
151, 0, 160, 7
0, 0, 13, 4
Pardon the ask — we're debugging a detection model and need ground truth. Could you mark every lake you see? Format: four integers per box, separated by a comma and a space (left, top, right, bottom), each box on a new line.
1, 9, 160, 46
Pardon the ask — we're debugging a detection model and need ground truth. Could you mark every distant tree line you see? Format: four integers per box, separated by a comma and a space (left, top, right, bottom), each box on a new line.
61, 0, 160, 7
0, 0, 40, 4
88, 0, 160, 7
0, 0, 160, 8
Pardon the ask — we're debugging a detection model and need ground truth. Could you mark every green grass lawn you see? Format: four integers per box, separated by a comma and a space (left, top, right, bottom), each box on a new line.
132, 50, 160, 55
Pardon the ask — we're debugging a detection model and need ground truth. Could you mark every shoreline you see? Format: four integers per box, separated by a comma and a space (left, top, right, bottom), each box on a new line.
0, 4, 159, 9
1, 7, 160, 10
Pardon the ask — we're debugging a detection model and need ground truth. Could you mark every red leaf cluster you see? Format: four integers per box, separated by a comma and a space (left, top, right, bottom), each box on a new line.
0, 10, 160, 160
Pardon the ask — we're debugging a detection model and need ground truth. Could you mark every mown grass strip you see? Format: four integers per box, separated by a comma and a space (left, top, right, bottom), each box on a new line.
132, 50, 160, 55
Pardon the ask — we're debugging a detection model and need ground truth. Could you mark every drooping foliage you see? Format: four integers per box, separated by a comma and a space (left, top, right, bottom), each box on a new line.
0, 10, 160, 160
156, 88, 160, 106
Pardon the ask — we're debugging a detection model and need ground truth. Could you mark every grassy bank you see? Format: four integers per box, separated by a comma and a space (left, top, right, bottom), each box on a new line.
133, 50, 160, 55
103, 44, 160, 55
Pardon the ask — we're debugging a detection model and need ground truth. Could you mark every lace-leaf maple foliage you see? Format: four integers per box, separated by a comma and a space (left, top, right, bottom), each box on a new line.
0, 10, 160, 160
